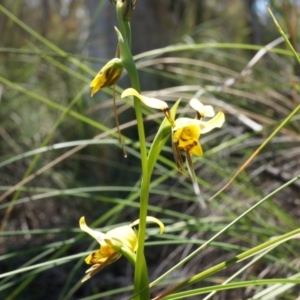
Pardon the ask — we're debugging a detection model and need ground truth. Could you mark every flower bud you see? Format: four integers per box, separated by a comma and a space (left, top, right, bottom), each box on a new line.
121, 0, 134, 20
90, 58, 123, 97
110, 0, 137, 20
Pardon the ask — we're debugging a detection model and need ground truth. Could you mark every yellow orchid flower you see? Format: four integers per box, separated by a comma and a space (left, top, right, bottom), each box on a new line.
90, 58, 126, 155
90, 58, 123, 96
121, 88, 225, 156
172, 111, 225, 156
80, 216, 164, 282
172, 124, 202, 156
121, 88, 225, 180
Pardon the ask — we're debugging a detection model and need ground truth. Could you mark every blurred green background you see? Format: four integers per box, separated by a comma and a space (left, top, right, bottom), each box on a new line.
0, 0, 300, 299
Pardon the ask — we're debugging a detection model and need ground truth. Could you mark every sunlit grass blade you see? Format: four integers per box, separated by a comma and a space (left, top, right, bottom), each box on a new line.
154, 227, 300, 299
149, 175, 300, 289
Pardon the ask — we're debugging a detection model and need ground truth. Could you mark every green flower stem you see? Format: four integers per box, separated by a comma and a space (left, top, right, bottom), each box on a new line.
147, 100, 181, 175
119, 247, 136, 267
116, 1, 150, 298
125, 20, 132, 49
120, 247, 149, 299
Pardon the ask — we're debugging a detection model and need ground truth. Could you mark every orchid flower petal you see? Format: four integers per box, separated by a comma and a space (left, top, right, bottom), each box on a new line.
121, 88, 169, 110
190, 98, 215, 117
173, 124, 200, 142
173, 118, 201, 131
172, 124, 203, 156
106, 225, 138, 252
174, 111, 225, 133
81, 251, 121, 282
79, 217, 105, 244
190, 142, 203, 156
131, 216, 165, 234
199, 111, 225, 133
85, 246, 118, 265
